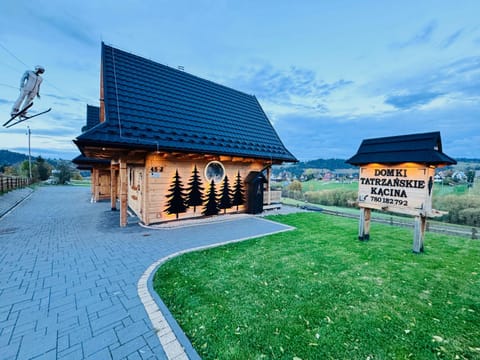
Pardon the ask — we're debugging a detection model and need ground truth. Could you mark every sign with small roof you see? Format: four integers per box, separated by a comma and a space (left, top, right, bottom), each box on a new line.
347, 131, 456, 253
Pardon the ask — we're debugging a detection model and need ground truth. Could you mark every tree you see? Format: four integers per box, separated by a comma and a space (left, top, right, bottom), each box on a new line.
202, 180, 219, 216
164, 169, 188, 219
35, 156, 51, 181
288, 180, 302, 192
186, 165, 204, 213
20, 160, 35, 179
231, 171, 245, 211
3, 166, 18, 176
218, 175, 232, 214
55, 161, 72, 184
467, 170, 475, 184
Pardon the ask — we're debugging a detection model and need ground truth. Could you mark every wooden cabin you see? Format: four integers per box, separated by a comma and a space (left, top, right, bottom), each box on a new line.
73, 105, 112, 202
74, 43, 297, 226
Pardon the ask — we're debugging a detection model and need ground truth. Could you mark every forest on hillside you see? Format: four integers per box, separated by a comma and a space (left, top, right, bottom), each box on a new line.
0, 150, 28, 166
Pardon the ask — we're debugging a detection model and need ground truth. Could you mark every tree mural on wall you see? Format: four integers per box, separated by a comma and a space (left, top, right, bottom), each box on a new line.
218, 174, 232, 214
202, 180, 219, 216
232, 171, 245, 211
164, 169, 188, 219
186, 165, 204, 213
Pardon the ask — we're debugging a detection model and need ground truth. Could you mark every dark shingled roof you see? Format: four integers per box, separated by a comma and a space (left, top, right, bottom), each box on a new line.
73, 105, 109, 169
346, 131, 456, 166
74, 43, 297, 162
72, 155, 110, 170
85, 105, 99, 131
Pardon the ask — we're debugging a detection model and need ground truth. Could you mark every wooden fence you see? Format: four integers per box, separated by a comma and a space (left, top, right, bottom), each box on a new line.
299, 203, 479, 240
264, 190, 282, 204
0, 174, 31, 194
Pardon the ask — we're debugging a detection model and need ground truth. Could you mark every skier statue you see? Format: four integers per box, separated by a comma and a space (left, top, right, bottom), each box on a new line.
11, 65, 45, 118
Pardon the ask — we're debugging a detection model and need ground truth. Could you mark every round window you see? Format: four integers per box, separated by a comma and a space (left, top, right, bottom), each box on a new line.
205, 161, 225, 183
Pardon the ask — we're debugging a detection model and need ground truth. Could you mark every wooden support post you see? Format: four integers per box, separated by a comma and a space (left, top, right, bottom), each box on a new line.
110, 166, 117, 211
266, 167, 271, 205
413, 215, 426, 253
91, 169, 99, 202
89, 170, 94, 202
358, 207, 371, 241
119, 158, 128, 227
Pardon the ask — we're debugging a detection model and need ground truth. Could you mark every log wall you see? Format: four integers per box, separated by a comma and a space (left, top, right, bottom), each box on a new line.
128, 154, 264, 225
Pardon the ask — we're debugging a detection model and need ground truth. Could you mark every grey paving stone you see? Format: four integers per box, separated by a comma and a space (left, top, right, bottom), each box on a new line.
0, 186, 293, 359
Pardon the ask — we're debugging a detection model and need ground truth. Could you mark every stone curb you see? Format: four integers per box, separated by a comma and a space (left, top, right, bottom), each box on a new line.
138, 219, 296, 359
0, 187, 34, 219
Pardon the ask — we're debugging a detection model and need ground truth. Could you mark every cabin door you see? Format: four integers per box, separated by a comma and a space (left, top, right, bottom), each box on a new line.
128, 168, 144, 217
136, 170, 143, 215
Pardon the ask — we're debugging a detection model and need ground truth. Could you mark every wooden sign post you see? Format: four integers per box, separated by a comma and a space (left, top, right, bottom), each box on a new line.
347, 132, 456, 253
356, 163, 436, 252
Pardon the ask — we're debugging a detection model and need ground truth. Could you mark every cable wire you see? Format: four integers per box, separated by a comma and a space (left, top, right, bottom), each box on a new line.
0, 42, 30, 68
0, 41, 95, 104
111, 46, 123, 138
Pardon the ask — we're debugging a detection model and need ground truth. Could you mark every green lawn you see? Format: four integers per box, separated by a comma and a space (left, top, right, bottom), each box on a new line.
301, 180, 358, 192
69, 179, 91, 187
300, 179, 468, 197
433, 183, 469, 196
154, 213, 480, 359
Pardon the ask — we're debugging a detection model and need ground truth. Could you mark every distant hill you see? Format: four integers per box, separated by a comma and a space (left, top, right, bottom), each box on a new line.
302, 158, 356, 170
0, 150, 73, 169
273, 158, 355, 178
273, 157, 480, 178
0, 150, 28, 166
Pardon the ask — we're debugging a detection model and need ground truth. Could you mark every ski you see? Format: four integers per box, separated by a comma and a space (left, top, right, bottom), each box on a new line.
3, 103, 34, 127
5, 108, 52, 128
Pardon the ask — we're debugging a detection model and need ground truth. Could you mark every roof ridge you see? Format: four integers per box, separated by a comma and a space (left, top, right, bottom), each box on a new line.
75, 42, 298, 162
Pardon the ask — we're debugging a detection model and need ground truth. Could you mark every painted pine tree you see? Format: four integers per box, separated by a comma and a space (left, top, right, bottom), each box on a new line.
186, 165, 204, 213
231, 171, 245, 211
202, 180, 219, 216
164, 169, 188, 219
218, 175, 232, 214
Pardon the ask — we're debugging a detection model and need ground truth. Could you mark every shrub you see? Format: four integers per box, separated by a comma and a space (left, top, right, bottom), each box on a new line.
434, 195, 480, 225
458, 208, 480, 227
304, 189, 357, 207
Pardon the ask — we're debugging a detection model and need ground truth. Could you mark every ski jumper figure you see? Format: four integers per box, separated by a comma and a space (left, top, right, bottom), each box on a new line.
11, 65, 45, 118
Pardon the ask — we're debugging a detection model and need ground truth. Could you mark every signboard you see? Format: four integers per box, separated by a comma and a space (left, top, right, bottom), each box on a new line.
150, 166, 163, 178
358, 164, 435, 216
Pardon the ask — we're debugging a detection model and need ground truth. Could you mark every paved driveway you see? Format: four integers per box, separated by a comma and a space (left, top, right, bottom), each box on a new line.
0, 186, 293, 359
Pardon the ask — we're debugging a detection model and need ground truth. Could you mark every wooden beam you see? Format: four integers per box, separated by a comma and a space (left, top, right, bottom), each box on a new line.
119, 158, 128, 227
266, 167, 271, 205
413, 215, 426, 253
110, 164, 117, 211
93, 168, 100, 202
358, 207, 371, 241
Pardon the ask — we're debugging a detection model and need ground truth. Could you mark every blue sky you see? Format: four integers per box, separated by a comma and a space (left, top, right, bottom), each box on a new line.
0, 0, 479, 161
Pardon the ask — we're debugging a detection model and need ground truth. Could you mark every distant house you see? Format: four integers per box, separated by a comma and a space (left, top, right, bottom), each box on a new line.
452, 171, 467, 182
74, 43, 297, 226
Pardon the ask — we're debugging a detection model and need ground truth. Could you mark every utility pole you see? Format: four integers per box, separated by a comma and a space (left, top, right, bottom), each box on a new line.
27, 126, 32, 180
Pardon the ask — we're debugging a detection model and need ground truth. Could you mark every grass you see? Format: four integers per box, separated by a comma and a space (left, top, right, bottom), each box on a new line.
299, 179, 468, 197
69, 179, 91, 187
301, 180, 358, 192
433, 183, 469, 197
154, 213, 480, 360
